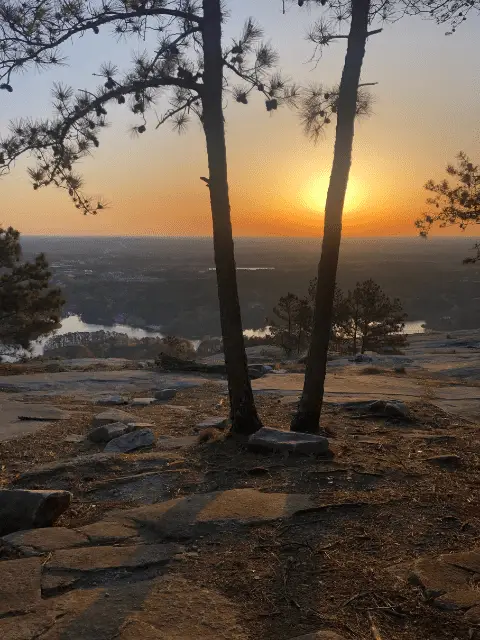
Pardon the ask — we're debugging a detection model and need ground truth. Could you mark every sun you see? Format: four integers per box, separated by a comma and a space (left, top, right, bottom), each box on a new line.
302, 174, 365, 214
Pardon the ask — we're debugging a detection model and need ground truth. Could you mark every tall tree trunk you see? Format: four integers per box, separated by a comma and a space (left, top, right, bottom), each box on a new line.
201, 0, 262, 436
291, 0, 371, 434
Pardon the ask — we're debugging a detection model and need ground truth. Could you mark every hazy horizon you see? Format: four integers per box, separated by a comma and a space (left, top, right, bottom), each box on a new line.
20, 234, 480, 240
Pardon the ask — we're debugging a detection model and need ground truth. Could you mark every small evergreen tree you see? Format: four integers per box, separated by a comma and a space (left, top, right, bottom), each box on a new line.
274, 277, 407, 358
346, 279, 407, 354
270, 292, 302, 356
0, 226, 64, 354
159, 335, 195, 359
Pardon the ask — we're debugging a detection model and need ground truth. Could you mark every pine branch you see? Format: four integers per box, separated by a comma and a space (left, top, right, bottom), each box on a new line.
0, 2, 203, 84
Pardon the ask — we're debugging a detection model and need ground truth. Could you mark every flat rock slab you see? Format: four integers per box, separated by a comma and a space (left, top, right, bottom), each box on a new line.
0, 608, 58, 640
248, 365, 269, 379
423, 434, 458, 444
161, 404, 192, 413
0, 575, 247, 640
77, 520, 140, 544
117, 575, 247, 640
17, 404, 71, 421
426, 454, 462, 468
105, 488, 314, 540
42, 572, 78, 594
408, 556, 470, 597
0, 557, 42, 615
157, 435, 198, 451
2, 527, 88, 555
154, 388, 177, 401
0, 489, 72, 535
86, 470, 199, 505
46, 542, 179, 572
440, 550, 480, 574
88, 421, 133, 443
248, 427, 331, 456
126, 421, 155, 429
18, 452, 177, 487
63, 434, 84, 443
96, 396, 128, 406
434, 589, 480, 611
404, 550, 480, 613
17, 453, 116, 485
465, 605, 480, 624
130, 397, 156, 406
194, 416, 229, 432
0, 370, 209, 400
104, 428, 155, 453
92, 408, 138, 428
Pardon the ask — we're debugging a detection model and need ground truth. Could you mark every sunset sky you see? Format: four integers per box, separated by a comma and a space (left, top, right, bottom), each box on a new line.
0, 0, 479, 237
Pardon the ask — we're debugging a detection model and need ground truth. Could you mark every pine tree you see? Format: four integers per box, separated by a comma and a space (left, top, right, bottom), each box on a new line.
416, 152, 480, 262
0, 226, 64, 354
0, 0, 294, 434
270, 292, 302, 356
289, 0, 478, 433
346, 279, 407, 354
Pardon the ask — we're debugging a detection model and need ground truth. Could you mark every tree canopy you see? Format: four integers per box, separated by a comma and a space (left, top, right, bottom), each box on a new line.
0, 226, 64, 353
416, 152, 480, 262
271, 277, 407, 357
346, 278, 407, 354
0, 1, 295, 212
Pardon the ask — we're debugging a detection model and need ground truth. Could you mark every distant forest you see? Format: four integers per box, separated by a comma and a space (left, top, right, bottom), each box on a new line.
21, 236, 480, 339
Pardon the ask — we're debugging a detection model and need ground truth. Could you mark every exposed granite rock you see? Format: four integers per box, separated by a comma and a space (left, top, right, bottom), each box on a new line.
248, 427, 331, 456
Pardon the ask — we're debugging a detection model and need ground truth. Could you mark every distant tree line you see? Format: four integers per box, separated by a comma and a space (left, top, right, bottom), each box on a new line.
270, 278, 407, 357
44, 330, 196, 360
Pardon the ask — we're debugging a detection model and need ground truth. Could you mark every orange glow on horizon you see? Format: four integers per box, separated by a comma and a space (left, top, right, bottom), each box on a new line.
301, 174, 367, 216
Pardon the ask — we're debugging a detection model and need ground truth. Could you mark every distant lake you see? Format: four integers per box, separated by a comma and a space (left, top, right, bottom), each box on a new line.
404, 320, 427, 334
30, 315, 168, 358
4, 315, 425, 360
244, 320, 426, 339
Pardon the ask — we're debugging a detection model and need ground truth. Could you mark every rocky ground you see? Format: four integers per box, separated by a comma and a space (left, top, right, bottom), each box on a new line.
1, 331, 480, 639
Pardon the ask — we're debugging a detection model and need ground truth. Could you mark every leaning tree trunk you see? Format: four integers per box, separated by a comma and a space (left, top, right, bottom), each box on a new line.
291, 0, 371, 434
200, 0, 262, 436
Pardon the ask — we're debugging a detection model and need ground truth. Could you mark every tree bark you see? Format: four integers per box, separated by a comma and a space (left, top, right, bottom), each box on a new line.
200, 0, 262, 436
291, 0, 371, 434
